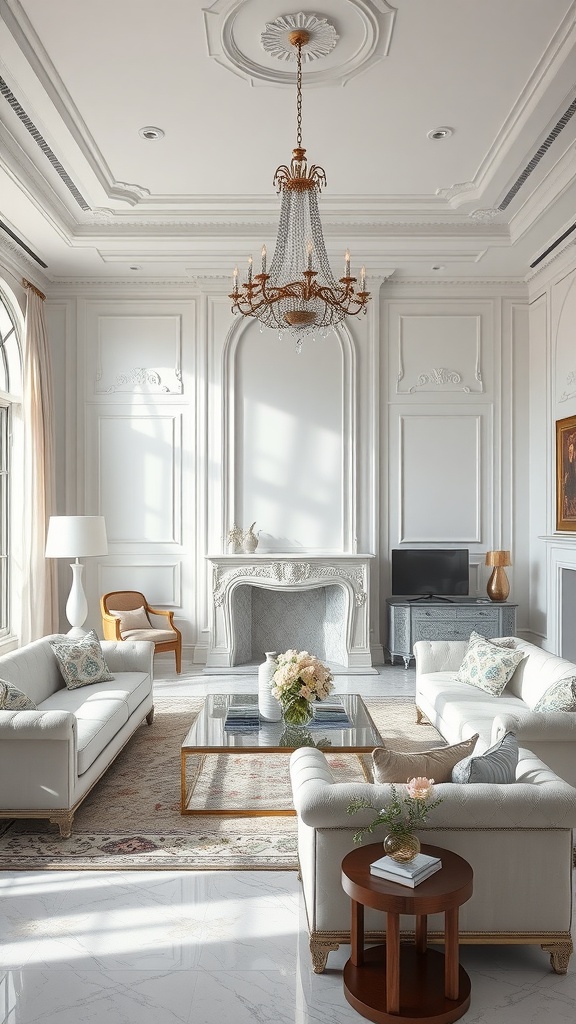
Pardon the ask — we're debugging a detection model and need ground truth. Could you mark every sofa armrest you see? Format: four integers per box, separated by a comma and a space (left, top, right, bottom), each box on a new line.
0, 710, 77, 809
413, 640, 469, 676
0, 708, 75, 740
100, 639, 154, 677
289, 747, 576, 830
492, 711, 576, 744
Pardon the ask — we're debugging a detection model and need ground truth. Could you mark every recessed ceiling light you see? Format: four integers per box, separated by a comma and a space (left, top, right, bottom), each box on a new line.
431, 265, 445, 272
129, 265, 142, 271
427, 127, 454, 141
139, 126, 165, 141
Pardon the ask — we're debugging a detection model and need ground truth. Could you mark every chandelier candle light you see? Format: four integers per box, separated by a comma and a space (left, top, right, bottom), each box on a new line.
230, 28, 370, 350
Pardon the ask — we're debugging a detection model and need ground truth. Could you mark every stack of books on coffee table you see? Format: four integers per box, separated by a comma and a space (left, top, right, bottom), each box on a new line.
224, 705, 260, 731
369, 852, 442, 887
310, 698, 351, 727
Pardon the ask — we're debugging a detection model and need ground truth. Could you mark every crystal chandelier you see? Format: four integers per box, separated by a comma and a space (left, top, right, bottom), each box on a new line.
229, 29, 370, 350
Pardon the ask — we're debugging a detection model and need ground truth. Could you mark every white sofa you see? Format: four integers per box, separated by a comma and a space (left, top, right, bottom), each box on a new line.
289, 745, 576, 975
0, 635, 154, 837
414, 638, 576, 786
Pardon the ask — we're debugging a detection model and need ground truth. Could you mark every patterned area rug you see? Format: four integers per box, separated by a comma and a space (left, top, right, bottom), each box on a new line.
0, 697, 443, 871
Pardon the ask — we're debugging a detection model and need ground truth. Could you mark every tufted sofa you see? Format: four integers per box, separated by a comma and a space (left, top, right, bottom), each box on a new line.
0, 635, 154, 837
289, 745, 576, 975
414, 638, 576, 786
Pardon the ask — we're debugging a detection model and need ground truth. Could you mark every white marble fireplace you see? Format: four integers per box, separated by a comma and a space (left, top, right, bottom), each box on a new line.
205, 554, 374, 672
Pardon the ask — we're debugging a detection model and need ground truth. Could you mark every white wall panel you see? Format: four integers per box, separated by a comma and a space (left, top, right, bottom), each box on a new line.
90, 409, 182, 546
98, 560, 181, 606
397, 412, 482, 543
93, 315, 182, 394
226, 318, 349, 553
396, 314, 483, 394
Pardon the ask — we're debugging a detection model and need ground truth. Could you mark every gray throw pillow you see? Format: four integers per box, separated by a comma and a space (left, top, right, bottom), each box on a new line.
452, 732, 518, 784
0, 679, 37, 710
533, 677, 576, 712
49, 630, 114, 689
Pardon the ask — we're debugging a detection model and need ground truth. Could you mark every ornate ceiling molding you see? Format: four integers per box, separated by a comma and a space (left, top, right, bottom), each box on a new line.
260, 13, 338, 62
203, 1, 396, 87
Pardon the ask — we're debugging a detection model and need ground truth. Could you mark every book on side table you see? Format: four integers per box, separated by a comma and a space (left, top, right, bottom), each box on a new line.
369, 852, 442, 887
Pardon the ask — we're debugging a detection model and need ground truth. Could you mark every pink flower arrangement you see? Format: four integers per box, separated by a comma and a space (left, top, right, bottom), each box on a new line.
348, 776, 442, 844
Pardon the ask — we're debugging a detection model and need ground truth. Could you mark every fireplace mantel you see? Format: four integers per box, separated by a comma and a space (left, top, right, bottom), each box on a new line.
205, 553, 375, 672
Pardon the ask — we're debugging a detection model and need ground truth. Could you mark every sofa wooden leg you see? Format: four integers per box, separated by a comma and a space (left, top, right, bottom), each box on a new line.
542, 940, 573, 974
310, 938, 340, 974
50, 812, 74, 839
416, 704, 424, 725
146, 706, 155, 725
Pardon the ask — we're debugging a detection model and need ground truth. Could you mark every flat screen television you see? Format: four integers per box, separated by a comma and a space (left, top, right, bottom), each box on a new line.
391, 548, 469, 600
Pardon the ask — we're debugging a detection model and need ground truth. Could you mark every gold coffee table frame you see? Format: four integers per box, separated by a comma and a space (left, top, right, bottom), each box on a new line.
180, 693, 382, 817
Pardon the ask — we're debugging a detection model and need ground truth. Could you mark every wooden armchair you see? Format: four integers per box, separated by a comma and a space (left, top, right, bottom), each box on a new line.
100, 590, 182, 674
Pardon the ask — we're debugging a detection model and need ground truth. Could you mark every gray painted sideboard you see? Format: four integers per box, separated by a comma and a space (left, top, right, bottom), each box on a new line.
386, 598, 518, 667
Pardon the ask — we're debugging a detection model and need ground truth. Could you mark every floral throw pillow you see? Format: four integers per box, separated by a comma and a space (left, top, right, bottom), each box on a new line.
533, 677, 576, 713
456, 636, 525, 696
49, 630, 114, 689
0, 679, 37, 710
468, 630, 517, 649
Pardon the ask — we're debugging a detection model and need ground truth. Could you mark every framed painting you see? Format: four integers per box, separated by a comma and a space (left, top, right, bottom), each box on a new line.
556, 415, 576, 531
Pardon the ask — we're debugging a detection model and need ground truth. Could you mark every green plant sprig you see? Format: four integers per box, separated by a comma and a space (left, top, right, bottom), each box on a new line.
347, 785, 443, 845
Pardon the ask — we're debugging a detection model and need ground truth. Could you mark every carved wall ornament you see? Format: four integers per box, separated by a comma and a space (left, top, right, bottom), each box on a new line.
435, 182, 476, 202
559, 370, 576, 404
261, 13, 339, 62
96, 366, 183, 394
469, 208, 502, 222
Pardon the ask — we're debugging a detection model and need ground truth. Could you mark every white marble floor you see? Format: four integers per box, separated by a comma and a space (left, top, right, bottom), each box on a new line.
1, 658, 575, 1024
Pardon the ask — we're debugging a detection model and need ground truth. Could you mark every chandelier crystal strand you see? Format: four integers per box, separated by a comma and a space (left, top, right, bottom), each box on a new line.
229, 29, 370, 346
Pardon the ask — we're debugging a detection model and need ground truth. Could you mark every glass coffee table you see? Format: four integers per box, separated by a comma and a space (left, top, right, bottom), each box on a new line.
180, 693, 382, 816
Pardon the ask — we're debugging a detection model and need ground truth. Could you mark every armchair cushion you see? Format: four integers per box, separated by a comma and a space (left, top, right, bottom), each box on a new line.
49, 630, 114, 689
372, 733, 479, 784
108, 605, 150, 634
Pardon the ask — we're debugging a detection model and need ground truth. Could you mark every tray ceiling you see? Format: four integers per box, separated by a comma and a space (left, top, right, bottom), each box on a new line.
0, 0, 575, 284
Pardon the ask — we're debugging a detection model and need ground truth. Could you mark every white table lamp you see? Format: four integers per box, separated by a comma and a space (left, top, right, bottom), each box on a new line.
45, 516, 108, 636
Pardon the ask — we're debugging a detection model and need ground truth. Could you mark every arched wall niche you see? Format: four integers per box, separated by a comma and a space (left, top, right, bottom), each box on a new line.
220, 316, 358, 554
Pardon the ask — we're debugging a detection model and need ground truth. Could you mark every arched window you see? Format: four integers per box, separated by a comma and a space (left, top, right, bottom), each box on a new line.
0, 286, 23, 639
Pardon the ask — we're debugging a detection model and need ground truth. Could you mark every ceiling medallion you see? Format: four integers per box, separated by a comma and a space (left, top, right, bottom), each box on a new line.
230, 29, 370, 350
260, 13, 339, 62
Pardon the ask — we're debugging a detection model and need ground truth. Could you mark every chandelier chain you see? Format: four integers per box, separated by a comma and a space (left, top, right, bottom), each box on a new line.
296, 41, 303, 148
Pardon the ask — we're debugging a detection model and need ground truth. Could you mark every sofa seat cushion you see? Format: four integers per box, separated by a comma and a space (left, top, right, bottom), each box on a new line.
417, 671, 527, 747
40, 671, 150, 774
121, 628, 176, 643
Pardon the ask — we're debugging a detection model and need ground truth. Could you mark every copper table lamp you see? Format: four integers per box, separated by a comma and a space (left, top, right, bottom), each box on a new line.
485, 550, 511, 602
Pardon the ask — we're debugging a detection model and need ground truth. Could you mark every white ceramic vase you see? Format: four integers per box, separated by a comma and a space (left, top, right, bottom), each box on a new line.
258, 651, 282, 721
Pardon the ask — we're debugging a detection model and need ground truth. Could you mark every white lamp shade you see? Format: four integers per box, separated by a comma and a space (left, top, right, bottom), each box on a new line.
45, 516, 108, 558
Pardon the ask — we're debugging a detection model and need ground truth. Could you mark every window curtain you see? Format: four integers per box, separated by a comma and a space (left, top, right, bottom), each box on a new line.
20, 281, 58, 642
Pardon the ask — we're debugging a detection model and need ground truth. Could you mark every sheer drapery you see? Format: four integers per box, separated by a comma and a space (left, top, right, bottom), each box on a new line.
20, 281, 58, 642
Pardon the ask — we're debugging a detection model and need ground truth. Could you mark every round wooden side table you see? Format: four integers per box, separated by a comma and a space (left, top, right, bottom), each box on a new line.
341, 843, 473, 1024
